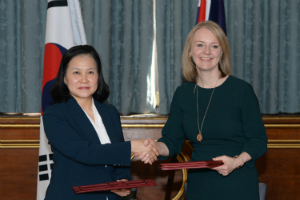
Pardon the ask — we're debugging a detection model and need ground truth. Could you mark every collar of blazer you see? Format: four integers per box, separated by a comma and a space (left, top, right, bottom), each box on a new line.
65, 97, 120, 144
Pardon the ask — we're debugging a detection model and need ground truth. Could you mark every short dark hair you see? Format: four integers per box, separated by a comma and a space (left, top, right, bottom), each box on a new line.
51, 45, 109, 103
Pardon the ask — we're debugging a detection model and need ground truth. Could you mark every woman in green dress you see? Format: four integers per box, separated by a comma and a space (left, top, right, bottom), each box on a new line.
144, 21, 267, 199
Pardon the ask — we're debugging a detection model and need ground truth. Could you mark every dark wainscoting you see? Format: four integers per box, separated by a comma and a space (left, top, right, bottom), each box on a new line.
0, 115, 300, 200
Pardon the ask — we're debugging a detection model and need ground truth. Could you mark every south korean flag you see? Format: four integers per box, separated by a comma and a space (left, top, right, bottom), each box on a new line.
37, 0, 86, 199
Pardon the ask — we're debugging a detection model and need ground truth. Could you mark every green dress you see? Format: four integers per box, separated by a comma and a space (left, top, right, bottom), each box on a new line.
158, 76, 267, 200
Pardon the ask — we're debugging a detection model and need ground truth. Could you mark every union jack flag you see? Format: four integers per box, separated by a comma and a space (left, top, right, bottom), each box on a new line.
196, 0, 227, 35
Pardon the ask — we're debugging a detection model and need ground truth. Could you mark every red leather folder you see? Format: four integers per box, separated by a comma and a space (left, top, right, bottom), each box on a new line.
72, 179, 156, 194
161, 160, 223, 170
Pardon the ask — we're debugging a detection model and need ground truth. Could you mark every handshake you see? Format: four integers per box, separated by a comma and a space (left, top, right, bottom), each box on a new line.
131, 139, 161, 165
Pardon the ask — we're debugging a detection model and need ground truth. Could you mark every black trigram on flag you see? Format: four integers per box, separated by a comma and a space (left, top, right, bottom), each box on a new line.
38, 154, 54, 181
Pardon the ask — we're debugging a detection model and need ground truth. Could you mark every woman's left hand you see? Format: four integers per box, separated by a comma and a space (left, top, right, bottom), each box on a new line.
211, 155, 241, 176
111, 179, 131, 197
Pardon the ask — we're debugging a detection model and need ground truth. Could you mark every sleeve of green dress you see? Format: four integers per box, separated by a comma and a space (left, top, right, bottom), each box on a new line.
158, 87, 186, 160
240, 83, 268, 167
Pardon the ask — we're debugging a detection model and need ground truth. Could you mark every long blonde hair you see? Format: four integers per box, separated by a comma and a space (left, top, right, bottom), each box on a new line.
182, 21, 231, 82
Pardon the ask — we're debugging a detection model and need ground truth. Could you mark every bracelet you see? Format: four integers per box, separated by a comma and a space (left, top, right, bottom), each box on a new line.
234, 155, 244, 169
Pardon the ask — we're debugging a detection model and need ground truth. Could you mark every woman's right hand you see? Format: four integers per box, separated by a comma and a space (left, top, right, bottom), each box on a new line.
131, 139, 159, 164
134, 139, 159, 163
134, 139, 170, 164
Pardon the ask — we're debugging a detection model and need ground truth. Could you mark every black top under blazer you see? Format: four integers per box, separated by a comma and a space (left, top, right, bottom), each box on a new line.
43, 97, 131, 200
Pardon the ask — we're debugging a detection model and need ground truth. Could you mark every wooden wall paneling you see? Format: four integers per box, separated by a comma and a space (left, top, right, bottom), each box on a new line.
256, 149, 300, 200
1, 116, 300, 200
258, 120, 300, 200
0, 116, 40, 200
0, 149, 38, 200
